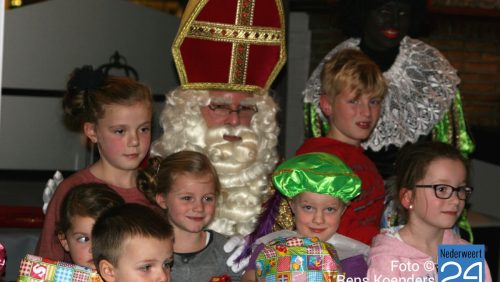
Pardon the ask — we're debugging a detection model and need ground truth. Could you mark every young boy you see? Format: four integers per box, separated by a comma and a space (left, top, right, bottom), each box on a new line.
241, 152, 368, 281
92, 203, 174, 282
296, 48, 387, 245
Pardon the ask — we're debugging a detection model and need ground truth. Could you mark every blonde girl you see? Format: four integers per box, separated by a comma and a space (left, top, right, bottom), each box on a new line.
138, 151, 240, 281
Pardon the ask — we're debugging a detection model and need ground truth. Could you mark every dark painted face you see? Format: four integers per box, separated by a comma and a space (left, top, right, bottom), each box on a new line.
362, 1, 411, 51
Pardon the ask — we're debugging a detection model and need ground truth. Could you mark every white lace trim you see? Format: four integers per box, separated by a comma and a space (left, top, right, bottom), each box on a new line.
303, 37, 460, 151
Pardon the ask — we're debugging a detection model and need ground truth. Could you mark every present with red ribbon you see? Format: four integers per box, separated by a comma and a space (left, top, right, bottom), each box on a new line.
17, 254, 103, 282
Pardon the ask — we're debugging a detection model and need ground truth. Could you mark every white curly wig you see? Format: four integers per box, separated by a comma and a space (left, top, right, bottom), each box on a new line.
151, 88, 279, 236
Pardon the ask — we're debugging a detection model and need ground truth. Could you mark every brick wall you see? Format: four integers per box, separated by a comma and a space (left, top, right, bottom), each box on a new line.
424, 14, 500, 128
306, 10, 500, 129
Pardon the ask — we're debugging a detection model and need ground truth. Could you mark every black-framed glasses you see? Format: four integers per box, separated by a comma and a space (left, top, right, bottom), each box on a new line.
208, 104, 258, 118
415, 184, 473, 200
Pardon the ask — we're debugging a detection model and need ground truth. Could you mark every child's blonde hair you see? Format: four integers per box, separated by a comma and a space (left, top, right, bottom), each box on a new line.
320, 48, 387, 101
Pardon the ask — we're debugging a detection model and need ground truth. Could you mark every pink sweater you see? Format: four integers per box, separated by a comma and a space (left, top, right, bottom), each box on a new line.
367, 227, 492, 282
35, 168, 156, 262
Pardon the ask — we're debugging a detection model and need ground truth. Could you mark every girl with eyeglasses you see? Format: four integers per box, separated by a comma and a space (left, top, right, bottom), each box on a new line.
367, 141, 492, 281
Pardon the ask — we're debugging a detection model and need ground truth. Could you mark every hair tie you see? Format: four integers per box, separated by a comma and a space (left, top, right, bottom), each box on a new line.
155, 162, 161, 178
68, 65, 106, 94
149, 157, 162, 179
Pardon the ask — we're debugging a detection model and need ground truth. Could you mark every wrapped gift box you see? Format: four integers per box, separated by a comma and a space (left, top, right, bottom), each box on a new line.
17, 254, 103, 282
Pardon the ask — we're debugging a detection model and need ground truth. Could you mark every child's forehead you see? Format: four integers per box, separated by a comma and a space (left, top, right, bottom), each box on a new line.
420, 158, 467, 183
98, 101, 152, 122
170, 172, 216, 191
115, 236, 173, 270
174, 171, 214, 180
124, 234, 172, 242
294, 191, 343, 204
102, 100, 151, 110
339, 84, 382, 98
68, 215, 96, 229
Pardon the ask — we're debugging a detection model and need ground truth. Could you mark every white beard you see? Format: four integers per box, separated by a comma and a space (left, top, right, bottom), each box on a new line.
151, 89, 279, 236
205, 125, 258, 172
204, 125, 271, 236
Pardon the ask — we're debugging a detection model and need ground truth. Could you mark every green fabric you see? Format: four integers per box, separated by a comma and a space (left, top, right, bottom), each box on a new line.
432, 90, 475, 158
458, 209, 473, 243
452, 90, 475, 156
272, 152, 361, 202
304, 102, 329, 138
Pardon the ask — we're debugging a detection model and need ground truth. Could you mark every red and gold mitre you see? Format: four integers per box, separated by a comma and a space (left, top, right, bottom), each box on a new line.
172, 0, 286, 92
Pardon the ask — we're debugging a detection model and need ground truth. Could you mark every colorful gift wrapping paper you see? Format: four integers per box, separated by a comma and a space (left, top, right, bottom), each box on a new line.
255, 236, 343, 282
17, 254, 103, 282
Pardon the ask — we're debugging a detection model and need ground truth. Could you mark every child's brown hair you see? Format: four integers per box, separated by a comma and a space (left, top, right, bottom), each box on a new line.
62, 66, 153, 131
57, 183, 125, 236
138, 150, 221, 206
390, 141, 469, 223
91, 203, 173, 268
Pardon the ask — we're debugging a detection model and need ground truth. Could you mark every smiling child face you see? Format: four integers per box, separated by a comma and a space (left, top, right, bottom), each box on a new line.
290, 192, 346, 241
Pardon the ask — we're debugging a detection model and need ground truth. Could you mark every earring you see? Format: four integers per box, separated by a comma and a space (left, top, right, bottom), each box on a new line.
409, 204, 413, 210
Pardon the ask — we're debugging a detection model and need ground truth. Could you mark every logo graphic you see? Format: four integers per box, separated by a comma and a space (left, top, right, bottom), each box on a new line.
438, 244, 485, 282
31, 263, 48, 279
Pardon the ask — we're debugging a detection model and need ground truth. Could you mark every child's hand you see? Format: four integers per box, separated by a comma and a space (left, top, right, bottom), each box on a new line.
224, 235, 250, 273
